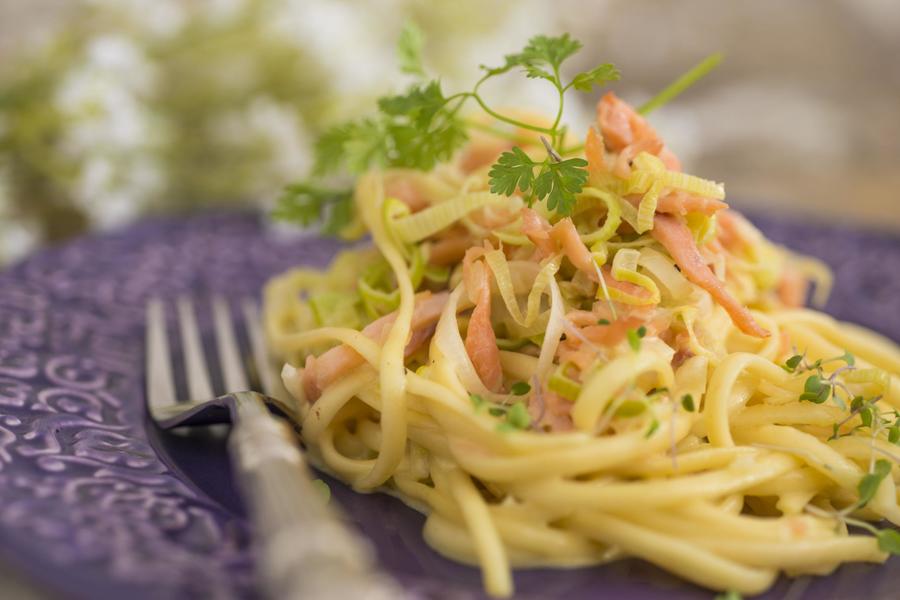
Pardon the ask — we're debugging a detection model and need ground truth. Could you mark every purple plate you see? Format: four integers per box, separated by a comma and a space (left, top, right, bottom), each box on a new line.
0, 210, 898, 600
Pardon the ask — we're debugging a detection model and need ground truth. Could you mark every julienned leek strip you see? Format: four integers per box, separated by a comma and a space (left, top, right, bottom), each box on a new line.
391, 191, 508, 243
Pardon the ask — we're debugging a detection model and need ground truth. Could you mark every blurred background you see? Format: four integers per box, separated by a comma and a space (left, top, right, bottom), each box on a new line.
1, 0, 898, 266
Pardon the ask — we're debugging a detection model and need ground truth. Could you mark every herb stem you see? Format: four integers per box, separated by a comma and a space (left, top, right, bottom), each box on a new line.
471, 79, 556, 135
638, 52, 723, 115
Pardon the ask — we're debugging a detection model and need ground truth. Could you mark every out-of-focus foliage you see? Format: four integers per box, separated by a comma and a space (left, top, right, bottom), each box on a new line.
0, 0, 549, 264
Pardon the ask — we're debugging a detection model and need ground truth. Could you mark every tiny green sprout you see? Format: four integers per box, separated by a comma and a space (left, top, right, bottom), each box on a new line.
510, 381, 532, 396
681, 394, 695, 412
860, 406, 874, 428
507, 402, 532, 429
469, 393, 485, 409
713, 591, 742, 600
829, 422, 841, 441
312, 479, 331, 503
488, 407, 506, 417
597, 318, 611, 325
644, 418, 660, 438
799, 375, 830, 404
626, 327, 646, 352
841, 350, 856, 366
876, 529, 900, 555
890, 427, 900, 445
783, 354, 804, 373
857, 459, 892, 508
851, 396, 865, 412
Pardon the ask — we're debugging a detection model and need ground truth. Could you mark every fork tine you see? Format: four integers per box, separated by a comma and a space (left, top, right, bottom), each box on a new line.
241, 298, 278, 397
146, 298, 178, 415
212, 296, 249, 392
177, 297, 215, 401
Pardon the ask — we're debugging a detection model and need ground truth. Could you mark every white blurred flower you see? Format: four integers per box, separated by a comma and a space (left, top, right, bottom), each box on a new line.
73, 155, 165, 229
266, 0, 398, 94
213, 96, 313, 200
55, 35, 162, 155
0, 166, 38, 264
86, 0, 186, 39
202, 0, 247, 25
52, 34, 169, 229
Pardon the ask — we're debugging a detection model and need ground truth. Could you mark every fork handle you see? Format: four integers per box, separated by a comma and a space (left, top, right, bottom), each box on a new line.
227, 392, 404, 600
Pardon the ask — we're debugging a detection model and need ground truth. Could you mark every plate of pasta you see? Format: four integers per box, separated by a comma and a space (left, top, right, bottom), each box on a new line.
262, 28, 900, 599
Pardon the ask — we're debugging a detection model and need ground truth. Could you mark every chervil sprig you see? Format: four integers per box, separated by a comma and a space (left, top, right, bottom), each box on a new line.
272, 183, 354, 235
275, 29, 622, 231
487, 142, 588, 215
397, 21, 425, 77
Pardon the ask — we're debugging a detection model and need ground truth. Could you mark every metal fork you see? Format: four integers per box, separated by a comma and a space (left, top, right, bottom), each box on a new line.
146, 296, 402, 600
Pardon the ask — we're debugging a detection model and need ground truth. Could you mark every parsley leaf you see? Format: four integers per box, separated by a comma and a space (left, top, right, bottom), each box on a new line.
533, 157, 589, 214
314, 118, 386, 175
488, 147, 536, 196
644, 418, 660, 438
378, 81, 447, 127
484, 33, 582, 82
570, 63, 621, 92
271, 183, 354, 234
397, 21, 425, 77
857, 459, 892, 508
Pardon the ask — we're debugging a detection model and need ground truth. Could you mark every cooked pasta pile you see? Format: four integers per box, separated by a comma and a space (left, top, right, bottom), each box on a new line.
263, 92, 900, 597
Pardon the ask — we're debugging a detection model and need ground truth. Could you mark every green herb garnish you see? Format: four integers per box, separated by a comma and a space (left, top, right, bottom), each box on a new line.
507, 402, 532, 428
397, 21, 426, 77
799, 374, 830, 404
783, 354, 804, 373
510, 381, 532, 396
276, 29, 625, 232
488, 146, 588, 216
312, 479, 331, 503
597, 318, 611, 325
876, 529, 900, 554
889, 427, 900, 444
638, 52, 722, 115
496, 401, 532, 432
469, 393, 485, 409
644, 418, 660, 438
271, 183, 354, 235
626, 326, 647, 352
857, 459, 892, 508
681, 394, 695, 412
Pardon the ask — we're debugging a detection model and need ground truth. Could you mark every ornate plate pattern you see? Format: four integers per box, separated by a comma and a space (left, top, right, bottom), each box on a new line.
0, 211, 897, 600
